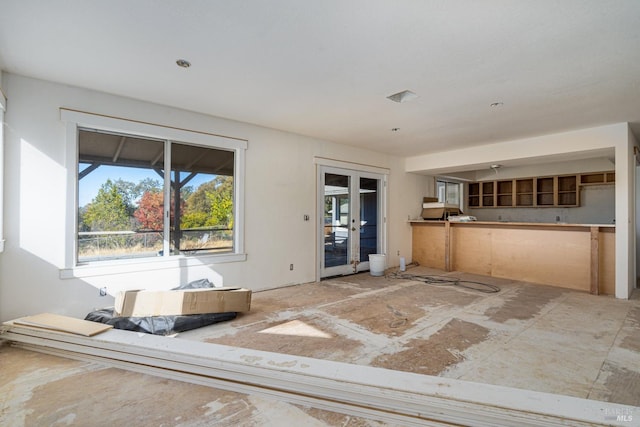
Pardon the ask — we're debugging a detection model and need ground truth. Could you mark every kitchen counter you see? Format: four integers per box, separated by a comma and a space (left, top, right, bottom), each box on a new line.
409, 219, 615, 228
410, 220, 614, 294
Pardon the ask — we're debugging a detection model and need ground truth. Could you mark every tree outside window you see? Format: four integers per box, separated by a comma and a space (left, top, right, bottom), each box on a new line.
77, 129, 235, 263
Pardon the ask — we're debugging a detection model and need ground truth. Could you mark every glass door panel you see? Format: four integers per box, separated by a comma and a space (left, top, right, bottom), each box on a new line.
358, 177, 378, 272
323, 173, 351, 272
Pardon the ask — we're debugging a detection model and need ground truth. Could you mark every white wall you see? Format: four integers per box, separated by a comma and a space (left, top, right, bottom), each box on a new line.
0, 71, 6, 253
627, 128, 640, 296
0, 73, 427, 321
406, 125, 624, 175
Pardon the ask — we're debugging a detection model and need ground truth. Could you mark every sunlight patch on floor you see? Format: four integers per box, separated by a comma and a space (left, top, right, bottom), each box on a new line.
259, 320, 332, 338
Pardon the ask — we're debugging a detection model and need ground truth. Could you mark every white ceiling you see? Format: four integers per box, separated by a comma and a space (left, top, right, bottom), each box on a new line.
1, 1, 640, 159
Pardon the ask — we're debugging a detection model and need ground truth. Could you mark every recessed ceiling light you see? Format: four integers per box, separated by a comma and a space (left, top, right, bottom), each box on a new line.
387, 90, 418, 103
176, 59, 191, 68
490, 102, 504, 107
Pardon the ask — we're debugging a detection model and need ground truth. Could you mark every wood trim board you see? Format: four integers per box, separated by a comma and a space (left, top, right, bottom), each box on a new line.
1, 323, 635, 427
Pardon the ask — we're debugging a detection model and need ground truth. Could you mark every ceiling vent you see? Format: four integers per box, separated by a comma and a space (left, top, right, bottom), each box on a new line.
387, 90, 418, 103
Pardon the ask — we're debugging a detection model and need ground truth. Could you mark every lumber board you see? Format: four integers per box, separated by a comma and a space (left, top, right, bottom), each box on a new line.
590, 227, 599, 295
451, 226, 492, 276
12, 313, 112, 336
599, 229, 616, 295
489, 228, 590, 291
1, 323, 635, 427
444, 221, 451, 271
411, 223, 445, 269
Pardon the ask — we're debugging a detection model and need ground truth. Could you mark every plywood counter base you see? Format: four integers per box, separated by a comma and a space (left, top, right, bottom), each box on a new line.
410, 221, 615, 295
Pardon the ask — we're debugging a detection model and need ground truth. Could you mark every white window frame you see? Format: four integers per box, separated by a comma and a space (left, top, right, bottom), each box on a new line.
60, 109, 247, 279
436, 178, 463, 209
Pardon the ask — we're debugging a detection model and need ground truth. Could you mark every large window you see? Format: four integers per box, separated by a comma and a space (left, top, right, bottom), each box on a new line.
63, 109, 246, 271
78, 129, 235, 263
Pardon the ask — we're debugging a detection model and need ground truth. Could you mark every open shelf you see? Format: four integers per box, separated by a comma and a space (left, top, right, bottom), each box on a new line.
536, 177, 554, 206
468, 182, 480, 207
467, 171, 607, 208
580, 171, 615, 185
557, 175, 578, 206
515, 179, 534, 207
482, 182, 494, 207
496, 180, 513, 207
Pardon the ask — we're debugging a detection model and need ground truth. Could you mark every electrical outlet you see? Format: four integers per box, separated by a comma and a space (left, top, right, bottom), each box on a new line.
99, 287, 107, 296
290, 264, 294, 271
397, 250, 400, 256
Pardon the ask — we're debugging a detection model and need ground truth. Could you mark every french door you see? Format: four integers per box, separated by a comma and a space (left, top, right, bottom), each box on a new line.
318, 166, 385, 278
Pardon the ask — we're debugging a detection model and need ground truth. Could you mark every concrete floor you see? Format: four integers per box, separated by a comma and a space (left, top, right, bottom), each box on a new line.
2, 266, 639, 425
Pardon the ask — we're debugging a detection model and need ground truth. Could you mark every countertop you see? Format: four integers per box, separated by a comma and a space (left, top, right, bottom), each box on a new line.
408, 220, 616, 228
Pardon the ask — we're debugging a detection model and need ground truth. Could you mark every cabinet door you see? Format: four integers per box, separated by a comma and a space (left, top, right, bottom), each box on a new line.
515, 179, 534, 206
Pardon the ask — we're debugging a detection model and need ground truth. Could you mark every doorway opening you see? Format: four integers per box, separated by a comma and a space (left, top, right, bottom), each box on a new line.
318, 165, 386, 278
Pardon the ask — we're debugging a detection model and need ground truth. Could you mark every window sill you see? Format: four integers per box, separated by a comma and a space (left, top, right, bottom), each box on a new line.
59, 253, 247, 279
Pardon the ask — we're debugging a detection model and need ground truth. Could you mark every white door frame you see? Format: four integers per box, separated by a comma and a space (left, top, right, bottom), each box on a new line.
316, 162, 387, 280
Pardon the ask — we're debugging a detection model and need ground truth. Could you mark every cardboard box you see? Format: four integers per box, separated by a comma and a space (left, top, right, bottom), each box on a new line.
114, 287, 252, 317
421, 202, 462, 220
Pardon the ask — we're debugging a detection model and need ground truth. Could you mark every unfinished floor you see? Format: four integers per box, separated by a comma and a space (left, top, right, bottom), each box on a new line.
2, 266, 640, 426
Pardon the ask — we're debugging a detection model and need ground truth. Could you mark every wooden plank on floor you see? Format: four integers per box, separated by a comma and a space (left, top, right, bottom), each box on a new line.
12, 313, 112, 336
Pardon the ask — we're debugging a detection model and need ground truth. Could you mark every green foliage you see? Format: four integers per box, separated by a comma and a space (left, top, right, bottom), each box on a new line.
79, 174, 234, 233
82, 179, 132, 231
181, 176, 234, 229
133, 177, 162, 200
181, 211, 209, 229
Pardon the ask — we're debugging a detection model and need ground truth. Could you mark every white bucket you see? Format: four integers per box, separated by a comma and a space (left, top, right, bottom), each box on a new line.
369, 254, 386, 276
